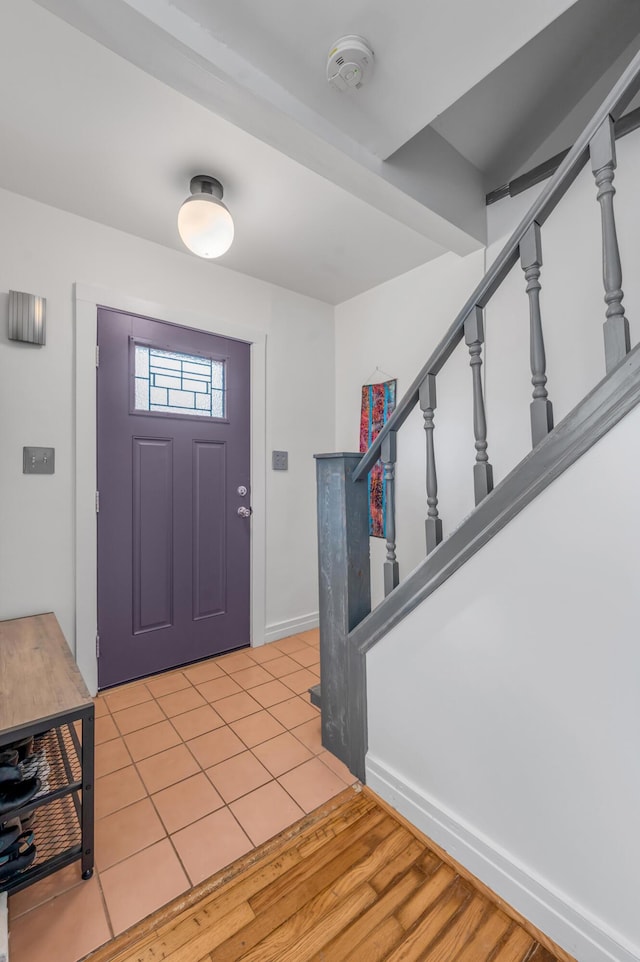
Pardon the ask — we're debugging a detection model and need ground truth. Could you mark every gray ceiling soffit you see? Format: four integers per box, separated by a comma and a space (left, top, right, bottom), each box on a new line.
431, 0, 640, 192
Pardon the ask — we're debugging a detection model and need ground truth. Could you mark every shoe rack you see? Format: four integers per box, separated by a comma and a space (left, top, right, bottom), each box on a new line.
0, 614, 95, 895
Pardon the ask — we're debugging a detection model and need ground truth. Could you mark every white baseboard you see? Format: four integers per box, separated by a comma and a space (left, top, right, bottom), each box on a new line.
263, 612, 319, 644
366, 755, 638, 962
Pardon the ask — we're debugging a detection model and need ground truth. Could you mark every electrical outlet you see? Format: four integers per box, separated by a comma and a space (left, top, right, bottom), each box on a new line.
272, 450, 288, 471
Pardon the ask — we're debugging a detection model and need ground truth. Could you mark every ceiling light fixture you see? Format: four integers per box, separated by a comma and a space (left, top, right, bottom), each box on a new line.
178, 175, 234, 258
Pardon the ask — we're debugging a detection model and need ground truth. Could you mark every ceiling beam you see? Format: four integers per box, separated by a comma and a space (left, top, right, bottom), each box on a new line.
35, 0, 486, 254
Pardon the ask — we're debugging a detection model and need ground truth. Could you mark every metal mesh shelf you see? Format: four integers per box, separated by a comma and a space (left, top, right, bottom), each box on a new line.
0, 722, 87, 894
36, 725, 82, 797
24, 794, 82, 874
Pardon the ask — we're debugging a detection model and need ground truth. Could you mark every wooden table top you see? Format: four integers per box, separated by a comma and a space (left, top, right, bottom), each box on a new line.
0, 612, 92, 738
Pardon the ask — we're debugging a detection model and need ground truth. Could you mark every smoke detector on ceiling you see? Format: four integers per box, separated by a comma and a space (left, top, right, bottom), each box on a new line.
327, 36, 374, 92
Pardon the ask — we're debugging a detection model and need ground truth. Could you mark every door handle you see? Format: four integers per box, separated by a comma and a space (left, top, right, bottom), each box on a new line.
237, 506, 252, 518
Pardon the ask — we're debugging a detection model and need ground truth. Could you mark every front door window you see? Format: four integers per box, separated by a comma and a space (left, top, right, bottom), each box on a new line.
134, 344, 226, 418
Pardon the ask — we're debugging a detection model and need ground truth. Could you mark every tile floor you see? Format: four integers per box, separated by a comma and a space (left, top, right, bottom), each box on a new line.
7, 629, 356, 962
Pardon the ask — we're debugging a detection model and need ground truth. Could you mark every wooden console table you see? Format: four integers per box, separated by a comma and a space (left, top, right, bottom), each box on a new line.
0, 613, 94, 893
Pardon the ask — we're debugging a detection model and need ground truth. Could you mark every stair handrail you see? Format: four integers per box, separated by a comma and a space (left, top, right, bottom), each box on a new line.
353, 46, 640, 483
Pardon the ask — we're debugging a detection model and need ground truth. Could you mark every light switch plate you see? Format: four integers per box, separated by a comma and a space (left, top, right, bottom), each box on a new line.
272, 450, 288, 471
23, 447, 55, 474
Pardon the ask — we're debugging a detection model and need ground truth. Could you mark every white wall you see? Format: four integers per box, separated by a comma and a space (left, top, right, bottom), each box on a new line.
0, 188, 334, 667
366, 401, 640, 962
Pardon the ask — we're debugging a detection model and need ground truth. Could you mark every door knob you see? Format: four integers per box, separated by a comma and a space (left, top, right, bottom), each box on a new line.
237, 506, 252, 518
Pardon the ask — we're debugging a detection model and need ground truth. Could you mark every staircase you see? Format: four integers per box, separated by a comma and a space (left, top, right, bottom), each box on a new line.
313, 48, 640, 783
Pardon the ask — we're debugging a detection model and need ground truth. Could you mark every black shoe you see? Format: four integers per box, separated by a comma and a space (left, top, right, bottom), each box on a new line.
20, 810, 37, 831
0, 825, 20, 855
2, 736, 34, 762
0, 778, 41, 816
0, 832, 36, 881
0, 765, 21, 785
0, 751, 19, 767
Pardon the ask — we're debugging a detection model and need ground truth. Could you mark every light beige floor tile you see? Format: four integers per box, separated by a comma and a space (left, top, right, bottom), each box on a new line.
172, 808, 252, 885
95, 715, 119, 745
8, 862, 85, 920
93, 697, 110, 718
289, 646, 320, 668
95, 797, 165, 871
145, 672, 191, 698
268, 695, 319, 729
216, 651, 256, 674
263, 655, 300, 678
278, 757, 346, 813
230, 781, 304, 846
214, 691, 262, 723
123, 720, 181, 761
274, 636, 309, 655
103, 684, 152, 714
291, 716, 323, 755
318, 749, 357, 785
252, 732, 313, 777
247, 643, 283, 664
95, 765, 146, 819
249, 679, 294, 709
171, 704, 225, 741
100, 839, 189, 935
152, 773, 224, 833
136, 744, 200, 794
8, 876, 110, 962
281, 667, 320, 695
196, 676, 242, 703
112, 700, 165, 735
205, 751, 271, 802
227, 665, 274, 689
95, 738, 132, 779
183, 660, 226, 684
187, 727, 246, 768
156, 687, 207, 717
229, 710, 285, 748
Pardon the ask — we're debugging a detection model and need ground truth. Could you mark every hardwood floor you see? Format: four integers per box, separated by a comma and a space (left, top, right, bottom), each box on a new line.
86, 787, 574, 962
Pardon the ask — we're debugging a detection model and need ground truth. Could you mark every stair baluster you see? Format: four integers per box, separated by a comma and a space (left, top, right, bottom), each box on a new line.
419, 374, 443, 554
465, 307, 494, 505
590, 116, 631, 372
520, 222, 554, 447
381, 432, 399, 595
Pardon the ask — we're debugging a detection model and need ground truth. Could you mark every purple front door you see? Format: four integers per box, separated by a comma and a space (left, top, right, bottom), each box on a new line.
97, 307, 251, 688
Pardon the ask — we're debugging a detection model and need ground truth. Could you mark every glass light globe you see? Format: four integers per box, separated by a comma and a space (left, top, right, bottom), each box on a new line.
178, 193, 234, 259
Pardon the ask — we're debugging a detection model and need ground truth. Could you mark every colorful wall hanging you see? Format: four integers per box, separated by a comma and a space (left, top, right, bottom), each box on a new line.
359, 379, 397, 538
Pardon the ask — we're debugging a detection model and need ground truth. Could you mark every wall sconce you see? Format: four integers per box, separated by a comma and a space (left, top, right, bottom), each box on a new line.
8, 290, 46, 345
177, 175, 234, 259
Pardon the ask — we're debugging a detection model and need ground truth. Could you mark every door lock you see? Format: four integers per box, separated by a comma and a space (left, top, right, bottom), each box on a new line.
237, 506, 252, 518
237, 485, 248, 496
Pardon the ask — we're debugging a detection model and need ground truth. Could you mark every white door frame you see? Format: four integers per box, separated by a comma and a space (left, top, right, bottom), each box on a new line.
74, 283, 267, 695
